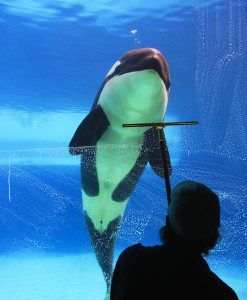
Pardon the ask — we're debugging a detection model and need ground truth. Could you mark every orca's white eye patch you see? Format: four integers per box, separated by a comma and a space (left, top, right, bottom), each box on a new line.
106, 61, 121, 77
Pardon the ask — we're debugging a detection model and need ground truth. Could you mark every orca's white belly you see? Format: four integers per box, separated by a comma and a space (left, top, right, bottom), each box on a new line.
83, 69, 168, 233
83, 128, 142, 233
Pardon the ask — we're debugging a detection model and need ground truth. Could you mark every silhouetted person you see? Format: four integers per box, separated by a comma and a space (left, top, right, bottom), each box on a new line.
111, 180, 238, 300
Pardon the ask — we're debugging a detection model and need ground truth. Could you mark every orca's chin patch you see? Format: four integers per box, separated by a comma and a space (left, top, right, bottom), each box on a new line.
98, 69, 168, 126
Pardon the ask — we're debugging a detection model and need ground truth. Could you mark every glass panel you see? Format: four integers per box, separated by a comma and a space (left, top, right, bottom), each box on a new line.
0, 1, 246, 299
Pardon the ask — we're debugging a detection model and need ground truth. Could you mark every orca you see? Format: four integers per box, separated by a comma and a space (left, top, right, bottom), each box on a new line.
69, 48, 172, 296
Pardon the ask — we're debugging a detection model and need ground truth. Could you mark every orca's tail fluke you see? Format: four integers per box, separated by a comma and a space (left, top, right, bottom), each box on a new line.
84, 212, 121, 294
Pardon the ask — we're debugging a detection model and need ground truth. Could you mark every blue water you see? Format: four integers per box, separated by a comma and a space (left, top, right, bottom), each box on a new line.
0, 1, 246, 299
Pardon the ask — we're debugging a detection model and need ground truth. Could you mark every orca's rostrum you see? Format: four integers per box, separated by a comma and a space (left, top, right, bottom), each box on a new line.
69, 48, 172, 296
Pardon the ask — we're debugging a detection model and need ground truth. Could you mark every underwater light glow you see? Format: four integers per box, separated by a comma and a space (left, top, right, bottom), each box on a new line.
0, 0, 219, 26
0, 108, 181, 165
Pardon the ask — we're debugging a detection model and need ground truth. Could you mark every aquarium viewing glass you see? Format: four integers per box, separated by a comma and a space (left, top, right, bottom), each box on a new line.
0, 1, 246, 299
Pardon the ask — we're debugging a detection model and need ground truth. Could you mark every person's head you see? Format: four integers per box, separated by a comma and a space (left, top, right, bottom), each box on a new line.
160, 180, 221, 256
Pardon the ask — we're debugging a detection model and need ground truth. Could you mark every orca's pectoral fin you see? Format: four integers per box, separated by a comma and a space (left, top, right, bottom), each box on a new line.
143, 127, 172, 178
69, 105, 110, 155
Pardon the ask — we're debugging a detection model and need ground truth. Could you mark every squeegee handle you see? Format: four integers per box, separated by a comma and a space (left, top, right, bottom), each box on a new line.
158, 128, 172, 204
123, 121, 198, 128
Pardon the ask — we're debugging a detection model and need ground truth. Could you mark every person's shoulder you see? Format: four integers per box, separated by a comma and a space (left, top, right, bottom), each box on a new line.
113, 244, 146, 276
119, 243, 164, 257
122, 243, 145, 253
206, 270, 238, 299
117, 243, 166, 267
118, 243, 146, 261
